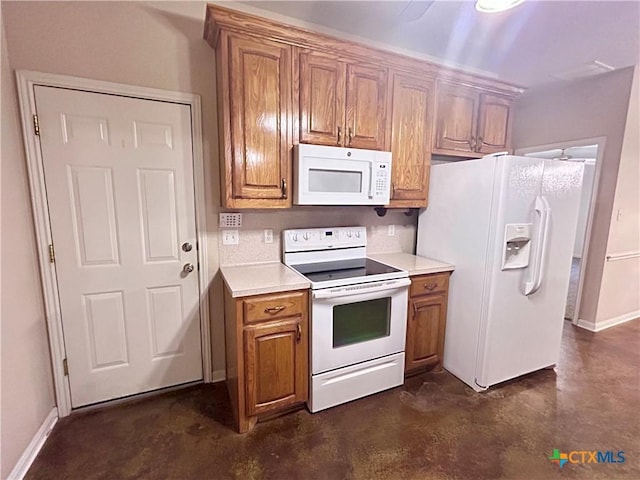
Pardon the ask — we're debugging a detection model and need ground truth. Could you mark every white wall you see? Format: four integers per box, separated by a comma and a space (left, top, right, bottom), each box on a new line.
511, 67, 635, 325
595, 66, 640, 325
1, 7, 56, 477
573, 161, 596, 258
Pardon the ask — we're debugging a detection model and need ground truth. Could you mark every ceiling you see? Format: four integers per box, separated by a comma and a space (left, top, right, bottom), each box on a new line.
239, 0, 640, 88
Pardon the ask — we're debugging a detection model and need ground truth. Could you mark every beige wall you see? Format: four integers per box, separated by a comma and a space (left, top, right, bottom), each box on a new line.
1, 7, 56, 478
511, 67, 635, 324
0, 5, 415, 463
3, 0, 228, 376
596, 66, 640, 323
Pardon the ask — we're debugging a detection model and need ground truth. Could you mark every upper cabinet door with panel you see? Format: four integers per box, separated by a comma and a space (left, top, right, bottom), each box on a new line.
476, 93, 511, 154
298, 52, 346, 147
433, 83, 478, 155
345, 63, 389, 150
223, 32, 291, 208
388, 73, 434, 207
433, 82, 513, 157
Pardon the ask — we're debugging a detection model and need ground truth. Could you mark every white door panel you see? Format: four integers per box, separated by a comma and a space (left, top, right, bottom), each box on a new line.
477, 157, 583, 389
35, 86, 202, 407
476, 156, 545, 388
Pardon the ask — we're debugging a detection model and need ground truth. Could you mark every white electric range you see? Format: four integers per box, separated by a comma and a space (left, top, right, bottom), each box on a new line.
283, 226, 410, 412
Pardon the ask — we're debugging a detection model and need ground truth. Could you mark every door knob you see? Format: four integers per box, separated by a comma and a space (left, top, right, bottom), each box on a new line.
182, 242, 193, 252
183, 263, 195, 274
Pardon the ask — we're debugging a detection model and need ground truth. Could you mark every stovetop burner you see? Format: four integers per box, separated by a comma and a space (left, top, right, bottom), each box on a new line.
290, 258, 402, 284
282, 226, 408, 290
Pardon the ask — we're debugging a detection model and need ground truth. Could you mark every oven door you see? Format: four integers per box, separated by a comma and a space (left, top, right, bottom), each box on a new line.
311, 278, 410, 375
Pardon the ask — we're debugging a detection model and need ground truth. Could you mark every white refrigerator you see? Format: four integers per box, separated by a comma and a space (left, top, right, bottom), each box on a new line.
417, 155, 584, 391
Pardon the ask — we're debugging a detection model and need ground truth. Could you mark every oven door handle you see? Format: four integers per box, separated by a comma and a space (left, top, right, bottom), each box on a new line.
312, 278, 410, 299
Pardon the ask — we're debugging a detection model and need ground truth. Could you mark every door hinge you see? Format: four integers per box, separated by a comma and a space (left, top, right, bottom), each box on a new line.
63, 358, 69, 376
48, 244, 55, 263
33, 114, 40, 136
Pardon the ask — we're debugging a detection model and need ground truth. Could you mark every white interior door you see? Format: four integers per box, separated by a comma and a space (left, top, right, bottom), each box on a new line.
34, 86, 203, 407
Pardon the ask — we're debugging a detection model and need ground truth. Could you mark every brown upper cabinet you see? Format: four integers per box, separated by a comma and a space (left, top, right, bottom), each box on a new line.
204, 5, 522, 209
433, 82, 513, 157
216, 31, 292, 208
297, 50, 388, 150
387, 73, 435, 208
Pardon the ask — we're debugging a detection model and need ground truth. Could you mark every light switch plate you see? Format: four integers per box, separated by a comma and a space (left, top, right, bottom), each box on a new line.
222, 230, 239, 245
219, 213, 242, 228
388, 225, 395, 236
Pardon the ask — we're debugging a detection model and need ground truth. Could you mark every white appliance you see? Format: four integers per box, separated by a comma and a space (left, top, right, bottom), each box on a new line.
283, 226, 409, 412
417, 155, 584, 392
293, 144, 392, 205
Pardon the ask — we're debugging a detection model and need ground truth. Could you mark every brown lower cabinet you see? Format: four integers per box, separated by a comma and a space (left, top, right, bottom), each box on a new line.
405, 272, 450, 374
224, 288, 308, 433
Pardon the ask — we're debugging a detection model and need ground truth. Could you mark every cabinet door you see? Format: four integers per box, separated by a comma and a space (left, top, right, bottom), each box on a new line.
433, 83, 478, 156
388, 74, 434, 207
345, 63, 388, 150
244, 317, 307, 416
476, 93, 512, 154
406, 293, 447, 373
226, 33, 291, 207
298, 52, 346, 147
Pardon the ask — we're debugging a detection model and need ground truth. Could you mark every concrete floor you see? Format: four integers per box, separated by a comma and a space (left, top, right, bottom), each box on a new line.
27, 320, 639, 479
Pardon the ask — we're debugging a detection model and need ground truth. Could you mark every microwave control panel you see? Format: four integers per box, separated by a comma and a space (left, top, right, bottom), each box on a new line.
373, 162, 390, 201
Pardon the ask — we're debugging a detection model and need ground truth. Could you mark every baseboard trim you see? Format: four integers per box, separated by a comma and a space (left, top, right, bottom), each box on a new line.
576, 310, 640, 332
211, 369, 226, 383
7, 407, 58, 480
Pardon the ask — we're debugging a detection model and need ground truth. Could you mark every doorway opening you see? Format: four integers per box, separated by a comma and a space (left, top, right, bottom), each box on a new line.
516, 138, 604, 326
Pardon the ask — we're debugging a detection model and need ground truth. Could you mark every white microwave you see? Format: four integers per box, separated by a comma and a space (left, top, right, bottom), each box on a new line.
293, 144, 392, 205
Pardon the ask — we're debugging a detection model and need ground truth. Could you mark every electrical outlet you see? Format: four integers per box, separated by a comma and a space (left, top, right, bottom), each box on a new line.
219, 213, 242, 228
222, 230, 239, 245
264, 229, 274, 244
388, 224, 396, 236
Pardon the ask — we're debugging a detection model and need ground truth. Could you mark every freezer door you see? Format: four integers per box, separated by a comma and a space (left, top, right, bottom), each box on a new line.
475, 158, 584, 389
417, 156, 498, 387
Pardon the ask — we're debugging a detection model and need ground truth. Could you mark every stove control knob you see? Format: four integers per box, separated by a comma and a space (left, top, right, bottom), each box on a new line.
303, 233, 310, 241
355, 231, 361, 238
346, 230, 353, 238
292, 233, 298, 242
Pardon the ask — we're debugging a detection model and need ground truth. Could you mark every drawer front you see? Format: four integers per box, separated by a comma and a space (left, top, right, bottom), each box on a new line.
243, 291, 306, 324
410, 272, 449, 298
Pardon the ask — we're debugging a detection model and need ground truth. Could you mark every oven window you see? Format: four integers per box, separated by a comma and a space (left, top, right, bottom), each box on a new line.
332, 297, 391, 348
308, 169, 362, 193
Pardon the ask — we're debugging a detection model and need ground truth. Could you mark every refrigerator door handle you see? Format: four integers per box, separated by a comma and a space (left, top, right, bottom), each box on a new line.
523, 195, 551, 296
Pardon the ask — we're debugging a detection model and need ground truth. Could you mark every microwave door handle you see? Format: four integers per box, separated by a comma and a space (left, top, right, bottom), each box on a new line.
367, 163, 374, 199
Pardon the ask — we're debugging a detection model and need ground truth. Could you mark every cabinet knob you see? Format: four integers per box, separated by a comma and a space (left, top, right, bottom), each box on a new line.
296, 323, 302, 343
336, 126, 342, 145
281, 179, 287, 198
424, 283, 437, 291
347, 127, 353, 146
476, 136, 483, 152
469, 136, 476, 151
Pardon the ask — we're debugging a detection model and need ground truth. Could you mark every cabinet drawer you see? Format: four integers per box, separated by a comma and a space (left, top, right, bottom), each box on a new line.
242, 291, 306, 324
410, 273, 449, 298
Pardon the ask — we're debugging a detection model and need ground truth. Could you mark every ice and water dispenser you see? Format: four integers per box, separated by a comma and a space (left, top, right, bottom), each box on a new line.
502, 224, 532, 270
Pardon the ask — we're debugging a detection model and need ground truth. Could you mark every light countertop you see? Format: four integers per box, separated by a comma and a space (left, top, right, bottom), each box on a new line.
220, 262, 310, 298
369, 252, 454, 276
